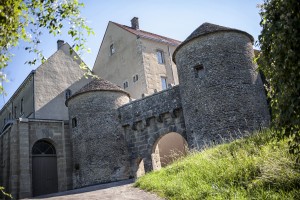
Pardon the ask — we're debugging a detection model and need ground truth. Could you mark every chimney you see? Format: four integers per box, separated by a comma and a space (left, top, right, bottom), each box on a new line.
131, 17, 139, 30
57, 40, 64, 50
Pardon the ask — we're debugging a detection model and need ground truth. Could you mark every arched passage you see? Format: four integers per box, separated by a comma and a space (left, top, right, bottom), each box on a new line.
151, 132, 188, 170
32, 140, 58, 196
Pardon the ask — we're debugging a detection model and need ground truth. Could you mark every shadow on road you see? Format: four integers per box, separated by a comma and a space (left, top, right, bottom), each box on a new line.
30, 179, 135, 199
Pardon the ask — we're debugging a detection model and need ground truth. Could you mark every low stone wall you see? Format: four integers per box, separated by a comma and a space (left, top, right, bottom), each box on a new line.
118, 86, 182, 126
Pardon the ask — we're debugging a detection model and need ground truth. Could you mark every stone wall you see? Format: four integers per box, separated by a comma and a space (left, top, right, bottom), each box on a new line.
28, 119, 72, 193
34, 45, 90, 120
140, 38, 179, 95
174, 30, 270, 149
119, 86, 182, 126
0, 73, 34, 130
118, 86, 187, 175
0, 119, 72, 199
93, 22, 147, 99
68, 91, 131, 188
93, 22, 180, 100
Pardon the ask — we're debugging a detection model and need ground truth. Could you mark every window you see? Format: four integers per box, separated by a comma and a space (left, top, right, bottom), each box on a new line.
194, 64, 204, 78
32, 140, 56, 155
123, 81, 128, 89
14, 106, 17, 118
133, 74, 138, 82
20, 98, 23, 114
110, 44, 115, 55
161, 76, 167, 90
72, 117, 77, 128
156, 50, 165, 64
65, 89, 72, 99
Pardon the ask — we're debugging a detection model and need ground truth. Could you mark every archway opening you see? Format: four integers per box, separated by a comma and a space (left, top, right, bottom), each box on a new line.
151, 132, 188, 170
32, 140, 58, 196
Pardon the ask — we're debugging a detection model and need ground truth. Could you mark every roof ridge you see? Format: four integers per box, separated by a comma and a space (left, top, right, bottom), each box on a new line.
111, 21, 181, 45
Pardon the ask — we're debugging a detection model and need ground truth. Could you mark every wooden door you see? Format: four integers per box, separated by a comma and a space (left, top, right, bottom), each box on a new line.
32, 140, 58, 196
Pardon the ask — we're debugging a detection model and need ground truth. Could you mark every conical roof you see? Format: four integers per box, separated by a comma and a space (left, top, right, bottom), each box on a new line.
173, 23, 254, 63
185, 23, 254, 43
66, 78, 129, 105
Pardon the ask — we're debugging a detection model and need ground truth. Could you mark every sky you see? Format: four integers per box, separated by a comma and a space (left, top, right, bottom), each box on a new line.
1, 0, 263, 108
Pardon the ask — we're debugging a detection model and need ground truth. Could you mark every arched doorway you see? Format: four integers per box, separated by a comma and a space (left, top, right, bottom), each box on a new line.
32, 140, 58, 196
152, 132, 188, 170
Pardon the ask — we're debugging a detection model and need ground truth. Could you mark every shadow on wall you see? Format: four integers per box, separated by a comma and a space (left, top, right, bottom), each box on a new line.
35, 76, 91, 120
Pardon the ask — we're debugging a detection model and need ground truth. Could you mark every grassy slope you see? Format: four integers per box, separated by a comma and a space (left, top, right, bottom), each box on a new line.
135, 130, 300, 200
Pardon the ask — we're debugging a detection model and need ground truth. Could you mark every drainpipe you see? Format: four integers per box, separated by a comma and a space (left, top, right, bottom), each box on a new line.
32, 70, 36, 118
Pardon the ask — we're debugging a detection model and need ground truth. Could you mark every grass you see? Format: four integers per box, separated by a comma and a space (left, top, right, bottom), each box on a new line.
134, 129, 300, 200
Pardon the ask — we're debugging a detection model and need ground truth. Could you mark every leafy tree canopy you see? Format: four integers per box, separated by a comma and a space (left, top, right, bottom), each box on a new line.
0, 0, 94, 92
257, 0, 300, 161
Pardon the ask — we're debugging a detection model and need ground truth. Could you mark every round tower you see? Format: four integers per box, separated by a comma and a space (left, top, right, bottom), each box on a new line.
66, 78, 130, 188
173, 23, 270, 149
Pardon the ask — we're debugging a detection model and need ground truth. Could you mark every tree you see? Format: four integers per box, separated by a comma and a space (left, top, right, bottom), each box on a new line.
257, 0, 300, 161
0, 186, 12, 199
0, 0, 94, 92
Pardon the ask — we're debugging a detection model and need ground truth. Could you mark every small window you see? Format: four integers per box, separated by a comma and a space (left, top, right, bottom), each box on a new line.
65, 89, 72, 100
161, 76, 167, 90
123, 81, 128, 89
194, 64, 204, 78
133, 74, 138, 82
14, 106, 17, 118
156, 50, 165, 64
110, 44, 115, 55
20, 98, 24, 114
8, 112, 11, 120
72, 117, 77, 128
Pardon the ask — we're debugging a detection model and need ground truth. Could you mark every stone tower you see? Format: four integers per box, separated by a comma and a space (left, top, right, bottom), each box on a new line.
66, 78, 131, 188
173, 23, 270, 149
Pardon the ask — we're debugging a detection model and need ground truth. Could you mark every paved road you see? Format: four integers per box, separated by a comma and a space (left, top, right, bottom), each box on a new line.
24, 179, 164, 200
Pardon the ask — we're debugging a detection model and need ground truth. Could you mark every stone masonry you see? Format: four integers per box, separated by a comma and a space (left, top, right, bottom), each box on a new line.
65, 23, 270, 188
0, 22, 270, 198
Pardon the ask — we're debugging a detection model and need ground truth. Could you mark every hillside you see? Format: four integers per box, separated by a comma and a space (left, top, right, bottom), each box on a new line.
135, 130, 300, 199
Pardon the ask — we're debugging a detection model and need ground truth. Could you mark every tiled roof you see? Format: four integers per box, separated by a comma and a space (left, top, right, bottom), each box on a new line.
112, 22, 181, 46
66, 78, 129, 104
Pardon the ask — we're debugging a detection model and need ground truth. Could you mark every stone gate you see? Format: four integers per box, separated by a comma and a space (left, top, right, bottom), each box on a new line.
118, 86, 187, 175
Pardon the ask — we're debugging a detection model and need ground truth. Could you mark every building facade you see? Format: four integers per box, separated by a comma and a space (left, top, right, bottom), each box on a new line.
0, 20, 270, 199
93, 17, 180, 100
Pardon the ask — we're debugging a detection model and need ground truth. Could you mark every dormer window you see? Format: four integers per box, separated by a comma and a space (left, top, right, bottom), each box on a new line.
156, 50, 165, 64
110, 44, 115, 55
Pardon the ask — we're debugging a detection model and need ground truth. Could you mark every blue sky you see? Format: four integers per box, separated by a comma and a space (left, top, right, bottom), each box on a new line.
1, 0, 263, 108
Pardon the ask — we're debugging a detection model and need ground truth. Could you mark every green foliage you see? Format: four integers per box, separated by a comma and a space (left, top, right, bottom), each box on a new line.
0, 186, 12, 199
256, 0, 300, 160
0, 0, 94, 92
135, 129, 300, 199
